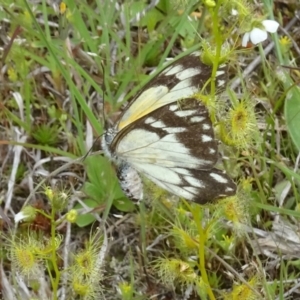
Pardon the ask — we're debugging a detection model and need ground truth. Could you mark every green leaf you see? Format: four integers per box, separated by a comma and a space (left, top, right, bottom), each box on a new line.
157, 0, 172, 14
113, 197, 136, 212
83, 156, 133, 213
31, 124, 61, 146
127, 2, 146, 25
144, 9, 164, 32
74, 198, 98, 227
84, 156, 119, 200
82, 182, 104, 202
284, 85, 300, 150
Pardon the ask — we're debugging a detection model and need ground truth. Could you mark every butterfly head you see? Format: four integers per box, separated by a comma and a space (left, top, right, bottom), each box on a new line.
101, 127, 117, 160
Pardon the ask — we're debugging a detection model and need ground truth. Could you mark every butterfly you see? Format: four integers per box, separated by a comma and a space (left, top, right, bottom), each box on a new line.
101, 51, 236, 204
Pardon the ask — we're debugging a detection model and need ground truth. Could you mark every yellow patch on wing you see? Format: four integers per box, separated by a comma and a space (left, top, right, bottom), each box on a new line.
118, 85, 169, 130
117, 83, 199, 130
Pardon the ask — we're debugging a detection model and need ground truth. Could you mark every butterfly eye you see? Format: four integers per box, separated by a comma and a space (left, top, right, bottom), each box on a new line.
104, 133, 112, 144
101, 128, 117, 159
104, 129, 116, 145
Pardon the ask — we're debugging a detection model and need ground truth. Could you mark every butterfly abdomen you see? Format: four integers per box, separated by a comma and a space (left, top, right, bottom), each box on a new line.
102, 131, 143, 201
117, 162, 143, 201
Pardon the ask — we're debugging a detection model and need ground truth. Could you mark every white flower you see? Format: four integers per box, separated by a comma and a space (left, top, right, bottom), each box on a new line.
242, 20, 279, 47
14, 211, 28, 223
231, 9, 238, 16
14, 206, 36, 223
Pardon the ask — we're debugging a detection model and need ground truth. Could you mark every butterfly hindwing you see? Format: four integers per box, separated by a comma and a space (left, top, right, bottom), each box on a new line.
146, 167, 236, 204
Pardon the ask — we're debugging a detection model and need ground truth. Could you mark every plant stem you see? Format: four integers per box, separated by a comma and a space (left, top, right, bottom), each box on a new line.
191, 206, 216, 300
50, 208, 60, 300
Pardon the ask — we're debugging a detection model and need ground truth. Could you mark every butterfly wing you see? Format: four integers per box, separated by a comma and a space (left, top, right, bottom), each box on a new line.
111, 98, 236, 203
116, 52, 227, 131
146, 167, 236, 204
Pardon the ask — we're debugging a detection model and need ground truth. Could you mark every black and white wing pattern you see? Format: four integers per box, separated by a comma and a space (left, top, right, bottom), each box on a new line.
101, 52, 236, 204
116, 52, 226, 130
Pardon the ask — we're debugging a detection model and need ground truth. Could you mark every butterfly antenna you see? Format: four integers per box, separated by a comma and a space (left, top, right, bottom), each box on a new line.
82, 61, 107, 162
81, 134, 104, 162
100, 60, 108, 132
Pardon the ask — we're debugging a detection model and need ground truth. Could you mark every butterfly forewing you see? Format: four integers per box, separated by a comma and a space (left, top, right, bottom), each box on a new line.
117, 52, 227, 131
102, 52, 236, 203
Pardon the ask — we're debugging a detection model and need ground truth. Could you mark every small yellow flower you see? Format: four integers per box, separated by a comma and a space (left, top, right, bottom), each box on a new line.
279, 36, 292, 54
279, 36, 291, 46
60, 2, 67, 14
119, 282, 134, 298
204, 0, 216, 8
44, 186, 54, 202
66, 209, 78, 223
7, 67, 18, 82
